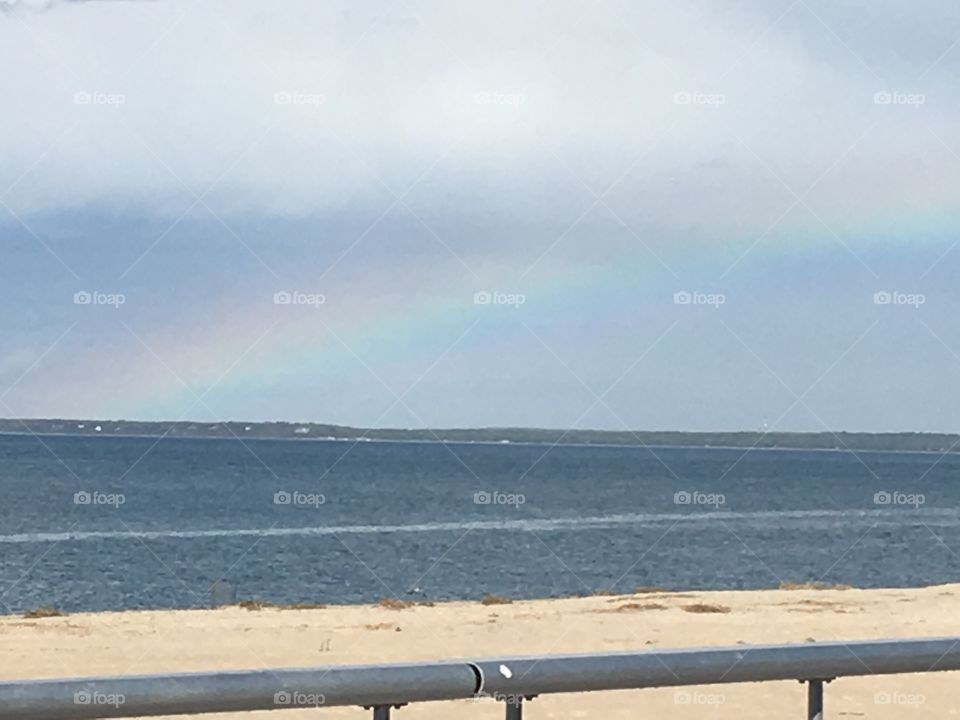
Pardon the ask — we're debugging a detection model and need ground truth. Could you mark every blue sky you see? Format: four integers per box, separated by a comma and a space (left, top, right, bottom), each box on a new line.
2, 0, 960, 431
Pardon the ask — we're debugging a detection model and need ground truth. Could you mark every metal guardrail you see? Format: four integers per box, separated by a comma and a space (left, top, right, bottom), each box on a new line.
0, 637, 958, 719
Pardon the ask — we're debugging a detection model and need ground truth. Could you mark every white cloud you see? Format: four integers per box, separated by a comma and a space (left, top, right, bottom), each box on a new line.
1, 0, 958, 244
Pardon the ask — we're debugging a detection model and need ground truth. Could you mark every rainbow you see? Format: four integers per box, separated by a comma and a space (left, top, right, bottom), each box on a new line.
19, 216, 958, 422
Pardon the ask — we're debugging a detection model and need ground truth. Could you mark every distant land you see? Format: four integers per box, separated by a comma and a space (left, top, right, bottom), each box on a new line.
0, 419, 958, 453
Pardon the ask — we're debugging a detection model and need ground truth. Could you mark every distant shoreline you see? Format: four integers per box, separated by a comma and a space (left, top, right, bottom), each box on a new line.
0, 419, 958, 454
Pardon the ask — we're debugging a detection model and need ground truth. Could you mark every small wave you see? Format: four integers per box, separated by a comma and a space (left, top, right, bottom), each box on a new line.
0, 508, 956, 545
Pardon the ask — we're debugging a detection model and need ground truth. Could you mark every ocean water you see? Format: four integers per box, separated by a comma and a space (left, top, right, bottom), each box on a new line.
0, 434, 958, 613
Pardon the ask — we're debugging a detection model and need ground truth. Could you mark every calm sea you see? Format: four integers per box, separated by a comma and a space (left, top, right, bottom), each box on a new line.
0, 434, 957, 613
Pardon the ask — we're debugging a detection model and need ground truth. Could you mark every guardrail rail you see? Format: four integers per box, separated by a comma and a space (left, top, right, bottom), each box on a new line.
1, 637, 958, 719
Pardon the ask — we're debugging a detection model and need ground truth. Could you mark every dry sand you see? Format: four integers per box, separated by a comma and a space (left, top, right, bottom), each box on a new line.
3, 585, 960, 719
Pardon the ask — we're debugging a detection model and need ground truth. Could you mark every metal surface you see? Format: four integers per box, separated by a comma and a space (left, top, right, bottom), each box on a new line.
0, 637, 957, 720
473, 637, 960, 697
0, 662, 478, 720
807, 680, 824, 720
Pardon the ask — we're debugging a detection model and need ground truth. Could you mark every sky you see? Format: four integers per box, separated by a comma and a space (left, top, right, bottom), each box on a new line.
1, 0, 960, 432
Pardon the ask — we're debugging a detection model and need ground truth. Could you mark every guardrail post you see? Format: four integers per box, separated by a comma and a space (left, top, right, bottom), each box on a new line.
806, 680, 824, 720
365, 703, 406, 718
504, 696, 522, 720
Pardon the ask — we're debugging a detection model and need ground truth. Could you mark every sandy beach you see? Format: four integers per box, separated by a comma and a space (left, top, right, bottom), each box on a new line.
3, 585, 959, 719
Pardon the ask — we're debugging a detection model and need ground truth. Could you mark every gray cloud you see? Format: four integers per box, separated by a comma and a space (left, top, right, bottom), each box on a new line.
2, 0, 960, 430
1, 0, 956, 233
1, 0, 148, 12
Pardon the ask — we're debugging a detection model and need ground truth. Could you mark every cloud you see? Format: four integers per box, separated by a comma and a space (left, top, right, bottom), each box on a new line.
1, 0, 152, 12
0, 0, 60, 10
3, 0, 960, 432
1, 0, 957, 244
